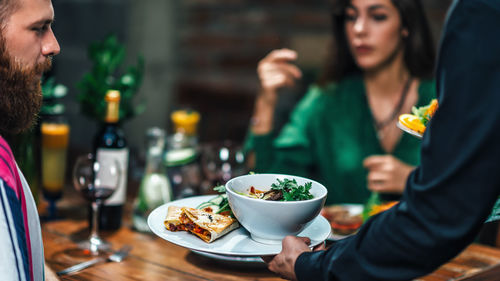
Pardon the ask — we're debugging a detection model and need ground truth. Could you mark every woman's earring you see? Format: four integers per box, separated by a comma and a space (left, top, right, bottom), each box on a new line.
402, 29, 409, 38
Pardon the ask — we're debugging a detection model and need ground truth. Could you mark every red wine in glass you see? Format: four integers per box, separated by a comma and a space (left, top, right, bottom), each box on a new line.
73, 153, 121, 255
80, 185, 115, 202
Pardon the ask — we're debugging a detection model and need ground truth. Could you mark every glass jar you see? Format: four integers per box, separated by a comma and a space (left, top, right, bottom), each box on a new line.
133, 127, 172, 232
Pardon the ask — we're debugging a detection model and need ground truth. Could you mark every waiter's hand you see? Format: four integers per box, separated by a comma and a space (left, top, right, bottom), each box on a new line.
363, 155, 415, 193
262, 236, 325, 280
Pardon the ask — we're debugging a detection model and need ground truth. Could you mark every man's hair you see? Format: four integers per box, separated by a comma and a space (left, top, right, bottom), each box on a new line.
0, 0, 20, 28
317, 0, 436, 85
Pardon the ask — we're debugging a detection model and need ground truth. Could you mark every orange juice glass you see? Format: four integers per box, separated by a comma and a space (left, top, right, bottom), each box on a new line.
41, 120, 70, 199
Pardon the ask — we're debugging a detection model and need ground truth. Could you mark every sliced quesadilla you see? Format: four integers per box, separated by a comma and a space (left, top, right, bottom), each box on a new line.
180, 207, 239, 243
164, 206, 187, 232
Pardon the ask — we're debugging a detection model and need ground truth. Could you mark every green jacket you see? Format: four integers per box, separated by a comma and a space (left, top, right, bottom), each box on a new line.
246, 76, 436, 204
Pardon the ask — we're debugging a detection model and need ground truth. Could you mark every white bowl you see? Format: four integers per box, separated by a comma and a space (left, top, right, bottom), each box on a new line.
225, 174, 327, 244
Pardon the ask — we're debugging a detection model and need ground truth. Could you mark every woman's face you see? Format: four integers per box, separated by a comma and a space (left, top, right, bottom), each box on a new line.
344, 0, 407, 72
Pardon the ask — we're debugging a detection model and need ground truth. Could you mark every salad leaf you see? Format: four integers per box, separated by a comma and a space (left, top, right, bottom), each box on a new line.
271, 178, 313, 201
196, 185, 233, 217
411, 99, 438, 126
213, 185, 226, 193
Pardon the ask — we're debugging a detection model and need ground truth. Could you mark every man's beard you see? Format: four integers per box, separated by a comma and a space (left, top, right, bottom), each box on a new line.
0, 40, 52, 135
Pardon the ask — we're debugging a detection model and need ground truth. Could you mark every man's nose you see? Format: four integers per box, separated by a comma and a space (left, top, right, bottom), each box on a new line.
42, 28, 60, 57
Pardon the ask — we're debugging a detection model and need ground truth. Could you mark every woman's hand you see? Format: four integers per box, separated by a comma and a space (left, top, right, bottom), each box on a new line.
251, 49, 302, 135
363, 155, 415, 194
257, 48, 302, 97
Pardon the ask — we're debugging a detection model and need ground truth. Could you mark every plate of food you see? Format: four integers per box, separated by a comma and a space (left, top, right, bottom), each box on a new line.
148, 194, 331, 256
322, 204, 364, 239
398, 99, 438, 139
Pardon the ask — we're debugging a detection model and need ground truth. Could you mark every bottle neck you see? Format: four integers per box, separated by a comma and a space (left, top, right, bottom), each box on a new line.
105, 101, 120, 123
145, 147, 165, 174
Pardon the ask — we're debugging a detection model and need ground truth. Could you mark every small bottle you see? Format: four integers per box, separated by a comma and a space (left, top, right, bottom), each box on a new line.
165, 109, 202, 198
92, 90, 129, 230
170, 109, 200, 148
133, 127, 172, 232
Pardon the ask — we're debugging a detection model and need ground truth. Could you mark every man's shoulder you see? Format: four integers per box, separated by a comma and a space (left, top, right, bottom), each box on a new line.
0, 136, 20, 198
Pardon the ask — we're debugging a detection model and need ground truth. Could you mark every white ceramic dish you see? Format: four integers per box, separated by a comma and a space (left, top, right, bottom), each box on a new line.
226, 174, 328, 244
397, 120, 423, 139
191, 250, 265, 268
148, 195, 331, 256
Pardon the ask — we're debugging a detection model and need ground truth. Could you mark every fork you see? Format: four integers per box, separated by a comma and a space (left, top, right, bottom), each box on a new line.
57, 245, 132, 276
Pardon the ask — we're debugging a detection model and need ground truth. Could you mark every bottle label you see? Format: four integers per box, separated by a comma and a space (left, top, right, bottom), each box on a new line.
96, 148, 129, 206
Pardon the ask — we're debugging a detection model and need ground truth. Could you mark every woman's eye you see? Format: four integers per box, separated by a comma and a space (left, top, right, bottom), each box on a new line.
345, 13, 357, 22
372, 14, 387, 21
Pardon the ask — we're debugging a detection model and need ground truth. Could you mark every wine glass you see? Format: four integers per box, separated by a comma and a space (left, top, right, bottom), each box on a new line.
200, 141, 247, 193
73, 153, 121, 255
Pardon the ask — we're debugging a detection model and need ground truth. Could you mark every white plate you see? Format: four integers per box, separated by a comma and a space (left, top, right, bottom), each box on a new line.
397, 120, 423, 139
148, 195, 331, 256
191, 250, 265, 268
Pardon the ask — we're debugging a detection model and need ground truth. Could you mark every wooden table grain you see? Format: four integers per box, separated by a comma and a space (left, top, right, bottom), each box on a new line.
43, 220, 280, 281
42, 219, 500, 281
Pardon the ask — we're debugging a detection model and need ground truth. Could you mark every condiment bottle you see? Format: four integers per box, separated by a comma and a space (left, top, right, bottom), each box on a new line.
164, 109, 202, 198
133, 127, 172, 232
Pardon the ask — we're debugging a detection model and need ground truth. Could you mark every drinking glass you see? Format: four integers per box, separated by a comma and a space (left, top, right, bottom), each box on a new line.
200, 141, 247, 193
73, 154, 121, 255
41, 115, 70, 220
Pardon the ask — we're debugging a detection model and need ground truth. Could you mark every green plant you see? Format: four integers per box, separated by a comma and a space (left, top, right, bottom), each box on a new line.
77, 34, 145, 122
41, 76, 67, 115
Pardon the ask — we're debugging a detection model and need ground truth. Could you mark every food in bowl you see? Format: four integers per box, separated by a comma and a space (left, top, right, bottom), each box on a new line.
238, 178, 313, 201
164, 205, 239, 243
226, 174, 327, 244
321, 205, 363, 236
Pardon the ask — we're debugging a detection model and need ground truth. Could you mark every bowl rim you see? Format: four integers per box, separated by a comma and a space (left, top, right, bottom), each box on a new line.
225, 173, 327, 204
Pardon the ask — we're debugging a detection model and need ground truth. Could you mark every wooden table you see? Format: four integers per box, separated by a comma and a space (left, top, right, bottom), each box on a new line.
42, 219, 500, 281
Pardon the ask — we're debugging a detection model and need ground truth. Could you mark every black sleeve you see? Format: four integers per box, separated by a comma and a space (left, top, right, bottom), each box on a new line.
295, 1, 500, 280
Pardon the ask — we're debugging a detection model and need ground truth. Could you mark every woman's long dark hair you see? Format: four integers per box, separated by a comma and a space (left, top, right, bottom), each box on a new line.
317, 0, 436, 85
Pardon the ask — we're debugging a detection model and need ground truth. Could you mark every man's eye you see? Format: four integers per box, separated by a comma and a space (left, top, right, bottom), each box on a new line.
32, 25, 49, 34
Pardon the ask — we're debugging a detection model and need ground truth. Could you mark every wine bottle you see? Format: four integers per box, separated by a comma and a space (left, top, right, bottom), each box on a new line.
92, 89, 129, 230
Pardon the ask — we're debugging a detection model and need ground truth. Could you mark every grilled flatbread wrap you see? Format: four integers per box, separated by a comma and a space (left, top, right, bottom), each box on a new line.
180, 207, 239, 243
164, 206, 187, 232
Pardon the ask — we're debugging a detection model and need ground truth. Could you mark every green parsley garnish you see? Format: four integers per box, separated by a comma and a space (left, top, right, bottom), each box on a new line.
270, 178, 314, 201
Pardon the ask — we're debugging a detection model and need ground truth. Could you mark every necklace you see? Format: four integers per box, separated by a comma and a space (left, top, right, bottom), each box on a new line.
373, 77, 413, 139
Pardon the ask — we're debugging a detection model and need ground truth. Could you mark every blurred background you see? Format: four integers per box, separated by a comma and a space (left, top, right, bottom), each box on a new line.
23, 0, 454, 212
50, 0, 452, 154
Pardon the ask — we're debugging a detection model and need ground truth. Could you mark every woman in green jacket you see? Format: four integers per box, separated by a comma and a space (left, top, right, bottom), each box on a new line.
246, 0, 436, 205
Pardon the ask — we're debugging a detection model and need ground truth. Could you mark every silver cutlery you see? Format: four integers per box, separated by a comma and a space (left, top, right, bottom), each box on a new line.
57, 245, 132, 276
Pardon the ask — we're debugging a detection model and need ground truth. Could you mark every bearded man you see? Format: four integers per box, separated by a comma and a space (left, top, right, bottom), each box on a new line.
0, 0, 60, 280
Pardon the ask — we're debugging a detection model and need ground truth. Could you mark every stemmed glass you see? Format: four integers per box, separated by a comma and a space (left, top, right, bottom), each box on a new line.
73, 154, 121, 255
200, 141, 247, 193
40, 115, 70, 220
